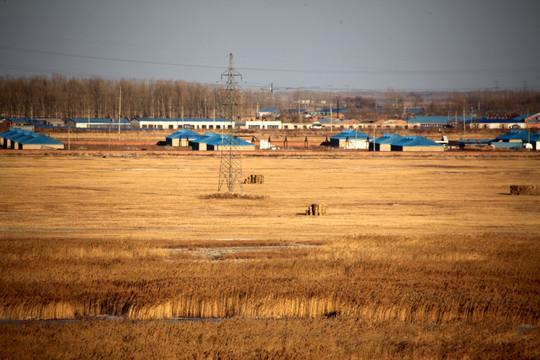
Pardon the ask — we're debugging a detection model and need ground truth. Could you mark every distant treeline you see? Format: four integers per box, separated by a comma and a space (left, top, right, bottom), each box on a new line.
0, 74, 272, 119
1, 74, 539, 120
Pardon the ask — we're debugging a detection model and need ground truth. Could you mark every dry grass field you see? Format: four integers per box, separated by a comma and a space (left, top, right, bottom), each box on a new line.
0, 151, 539, 359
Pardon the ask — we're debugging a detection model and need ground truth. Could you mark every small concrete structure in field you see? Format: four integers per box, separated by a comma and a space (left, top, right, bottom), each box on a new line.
510, 185, 540, 196
306, 204, 326, 216
259, 139, 276, 150
244, 174, 264, 184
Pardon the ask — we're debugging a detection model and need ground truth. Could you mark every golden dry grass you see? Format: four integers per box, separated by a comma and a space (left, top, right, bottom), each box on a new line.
0, 152, 539, 358
1, 318, 538, 360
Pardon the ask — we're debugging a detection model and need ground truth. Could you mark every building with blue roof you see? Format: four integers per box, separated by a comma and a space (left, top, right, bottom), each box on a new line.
391, 135, 444, 152
330, 130, 372, 149
0, 128, 64, 149
0, 117, 53, 131
493, 130, 540, 150
406, 116, 470, 129
370, 133, 405, 151
132, 117, 233, 130
406, 108, 425, 115
311, 108, 347, 118
191, 134, 255, 151
466, 117, 526, 130
317, 118, 360, 129
165, 129, 204, 146
66, 118, 131, 129
237, 120, 282, 130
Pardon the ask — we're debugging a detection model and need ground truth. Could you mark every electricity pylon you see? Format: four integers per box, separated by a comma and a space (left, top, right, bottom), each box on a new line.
217, 53, 244, 194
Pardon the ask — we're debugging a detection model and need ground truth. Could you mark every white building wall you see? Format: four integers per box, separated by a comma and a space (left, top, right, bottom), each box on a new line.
241, 120, 282, 130
138, 120, 235, 130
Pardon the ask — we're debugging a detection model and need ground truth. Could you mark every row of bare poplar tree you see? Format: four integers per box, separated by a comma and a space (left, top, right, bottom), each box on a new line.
0, 74, 281, 119
1, 74, 539, 120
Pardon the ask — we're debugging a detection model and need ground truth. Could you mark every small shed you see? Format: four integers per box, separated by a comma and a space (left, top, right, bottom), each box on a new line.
330, 130, 372, 149
391, 136, 444, 152
370, 133, 405, 151
165, 129, 204, 146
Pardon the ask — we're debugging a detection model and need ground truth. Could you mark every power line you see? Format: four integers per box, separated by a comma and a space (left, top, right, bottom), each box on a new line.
1, 45, 539, 76
0, 45, 224, 70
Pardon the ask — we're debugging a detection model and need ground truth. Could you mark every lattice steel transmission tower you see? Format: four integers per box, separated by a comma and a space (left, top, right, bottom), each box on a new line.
217, 53, 244, 194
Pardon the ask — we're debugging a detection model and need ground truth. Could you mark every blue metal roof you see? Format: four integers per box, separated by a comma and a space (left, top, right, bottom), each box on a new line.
0, 128, 29, 140
6, 117, 33, 124
495, 130, 540, 142
19, 133, 64, 145
192, 134, 254, 147
454, 139, 493, 144
283, 108, 308, 113
514, 114, 531, 121
491, 142, 522, 150
393, 135, 443, 147
330, 130, 371, 140
373, 133, 405, 145
165, 129, 203, 140
318, 108, 347, 113
466, 118, 525, 124
0, 128, 64, 145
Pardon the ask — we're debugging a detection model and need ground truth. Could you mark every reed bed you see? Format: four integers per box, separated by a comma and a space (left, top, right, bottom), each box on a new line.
1, 318, 538, 360
0, 153, 539, 358
0, 233, 538, 325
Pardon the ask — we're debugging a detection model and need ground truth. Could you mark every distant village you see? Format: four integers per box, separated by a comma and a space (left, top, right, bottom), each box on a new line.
2, 74, 540, 151
1, 108, 540, 152
2, 103, 540, 131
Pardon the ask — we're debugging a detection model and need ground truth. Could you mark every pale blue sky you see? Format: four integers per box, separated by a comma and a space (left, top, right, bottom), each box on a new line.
0, 0, 539, 91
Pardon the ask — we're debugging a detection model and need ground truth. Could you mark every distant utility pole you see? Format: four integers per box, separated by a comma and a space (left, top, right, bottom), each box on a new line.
217, 53, 244, 194
117, 85, 122, 140
463, 105, 466, 132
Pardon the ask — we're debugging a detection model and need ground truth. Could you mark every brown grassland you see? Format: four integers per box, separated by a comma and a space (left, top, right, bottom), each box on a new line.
0, 148, 539, 359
